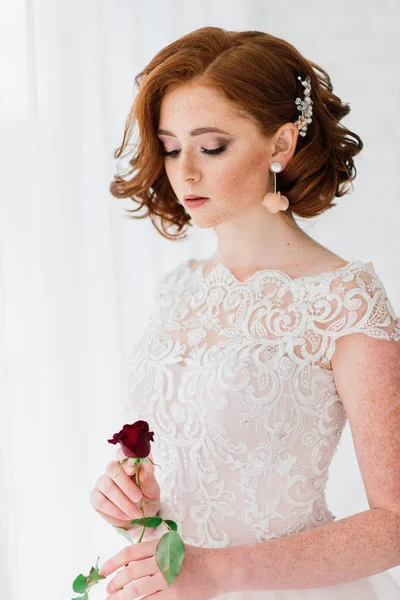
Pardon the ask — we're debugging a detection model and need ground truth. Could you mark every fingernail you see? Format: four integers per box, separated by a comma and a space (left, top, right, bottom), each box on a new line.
130, 488, 141, 501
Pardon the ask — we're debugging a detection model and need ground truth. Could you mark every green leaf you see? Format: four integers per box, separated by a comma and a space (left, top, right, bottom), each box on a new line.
72, 574, 88, 594
129, 516, 163, 528
163, 519, 178, 531
72, 594, 88, 600
156, 531, 185, 587
92, 556, 106, 581
114, 526, 135, 544
88, 564, 106, 583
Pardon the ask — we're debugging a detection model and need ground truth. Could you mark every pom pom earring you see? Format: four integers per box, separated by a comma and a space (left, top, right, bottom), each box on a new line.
261, 162, 289, 213
261, 73, 313, 213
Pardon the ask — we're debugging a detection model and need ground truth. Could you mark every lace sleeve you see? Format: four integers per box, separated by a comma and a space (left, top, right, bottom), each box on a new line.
147, 259, 189, 322
124, 260, 188, 383
136, 260, 187, 330
326, 266, 400, 342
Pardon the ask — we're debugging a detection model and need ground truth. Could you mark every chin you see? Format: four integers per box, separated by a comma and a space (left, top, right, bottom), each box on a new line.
190, 215, 222, 229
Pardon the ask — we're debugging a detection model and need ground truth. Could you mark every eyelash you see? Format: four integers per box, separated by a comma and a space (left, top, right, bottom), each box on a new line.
160, 146, 227, 158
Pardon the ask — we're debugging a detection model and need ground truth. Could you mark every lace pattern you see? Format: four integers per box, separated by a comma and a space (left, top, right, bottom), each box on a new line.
124, 258, 400, 548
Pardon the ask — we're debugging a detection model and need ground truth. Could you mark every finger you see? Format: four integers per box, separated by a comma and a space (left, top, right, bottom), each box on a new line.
124, 463, 160, 501
137, 466, 161, 501
115, 446, 156, 475
111, 572, 164, 599
106, 460, 160, 508
107, 461, 155, 502
116, 452, 143, 478
115, 448, 137, 475
94, 507, 133, 529
90, 488, 135, 521
98, 474, 143, 519
108, 459, 160, 503
106, 555, 158, 595
107, 460, 143, 499
124, 461, 138, 476
100, 539, 159, 577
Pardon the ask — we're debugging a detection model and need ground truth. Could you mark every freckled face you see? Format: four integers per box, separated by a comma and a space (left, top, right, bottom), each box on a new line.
157, 83, 273, 228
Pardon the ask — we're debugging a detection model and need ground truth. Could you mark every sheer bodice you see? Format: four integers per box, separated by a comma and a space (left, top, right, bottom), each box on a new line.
123, 257, 400, 598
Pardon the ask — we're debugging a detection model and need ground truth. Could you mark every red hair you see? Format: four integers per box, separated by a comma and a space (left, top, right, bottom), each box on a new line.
110, 26, 363, 240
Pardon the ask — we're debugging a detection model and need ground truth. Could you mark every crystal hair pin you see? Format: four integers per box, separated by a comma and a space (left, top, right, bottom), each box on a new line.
294, 75, 313, 137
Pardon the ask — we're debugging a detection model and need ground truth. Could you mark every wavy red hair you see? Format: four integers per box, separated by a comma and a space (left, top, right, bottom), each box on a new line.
110, 26, 363, 240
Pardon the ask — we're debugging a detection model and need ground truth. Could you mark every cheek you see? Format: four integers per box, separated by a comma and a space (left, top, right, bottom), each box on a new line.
163, 150, 267, 213
216, 152, 267, 204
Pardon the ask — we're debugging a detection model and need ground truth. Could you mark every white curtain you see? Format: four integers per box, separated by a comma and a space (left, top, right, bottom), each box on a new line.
0, 1, 399, 599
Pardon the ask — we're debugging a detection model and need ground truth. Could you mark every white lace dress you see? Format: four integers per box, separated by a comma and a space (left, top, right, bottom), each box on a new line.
124, 257, 400, 599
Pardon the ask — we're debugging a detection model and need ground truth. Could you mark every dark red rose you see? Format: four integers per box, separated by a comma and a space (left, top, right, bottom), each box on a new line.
107, 420, 154, 458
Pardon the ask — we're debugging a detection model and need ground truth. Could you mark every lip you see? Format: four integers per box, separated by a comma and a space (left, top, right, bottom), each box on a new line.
183, 195, 209, 200
183, 198, 209, 208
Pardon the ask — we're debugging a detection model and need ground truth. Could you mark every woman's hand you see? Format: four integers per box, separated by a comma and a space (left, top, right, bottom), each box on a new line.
89, 447, 161, 529
99, 539, 223, 600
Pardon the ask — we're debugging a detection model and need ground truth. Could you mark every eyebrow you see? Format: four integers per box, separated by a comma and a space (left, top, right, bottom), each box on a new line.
157, 126, 232, 137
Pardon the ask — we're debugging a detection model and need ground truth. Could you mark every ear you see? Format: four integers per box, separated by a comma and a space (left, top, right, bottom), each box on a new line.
271, 123, 299, 168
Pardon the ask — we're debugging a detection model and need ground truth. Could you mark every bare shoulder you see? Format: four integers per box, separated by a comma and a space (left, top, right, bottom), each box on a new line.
271, 245, 351, 279
299, 248, 350, 276
189, 247, 352, 280
308, 250, 375, 275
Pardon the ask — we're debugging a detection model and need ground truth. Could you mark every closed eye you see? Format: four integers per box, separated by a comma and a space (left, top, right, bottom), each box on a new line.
160, 146, 226, 158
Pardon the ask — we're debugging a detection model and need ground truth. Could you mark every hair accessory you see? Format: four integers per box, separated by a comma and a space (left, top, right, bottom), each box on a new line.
261, 75, 313, 212
294, 75, 313, 137
261, 162, 289, 213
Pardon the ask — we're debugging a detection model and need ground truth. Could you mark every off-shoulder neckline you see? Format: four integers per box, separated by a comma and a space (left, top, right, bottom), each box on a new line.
186, 258, 373, 285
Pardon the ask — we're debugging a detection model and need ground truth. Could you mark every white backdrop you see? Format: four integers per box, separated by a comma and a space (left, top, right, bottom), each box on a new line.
0, 1, 399, 599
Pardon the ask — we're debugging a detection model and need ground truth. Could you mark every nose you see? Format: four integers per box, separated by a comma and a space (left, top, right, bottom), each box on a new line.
178, 152, 201, 182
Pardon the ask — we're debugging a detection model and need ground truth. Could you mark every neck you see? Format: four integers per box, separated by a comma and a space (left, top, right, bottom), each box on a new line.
211, 210, 318, 271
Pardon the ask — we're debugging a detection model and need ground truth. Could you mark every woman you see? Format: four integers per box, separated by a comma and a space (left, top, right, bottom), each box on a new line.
91, 26, 400, 599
